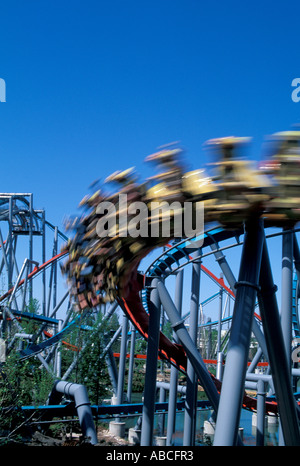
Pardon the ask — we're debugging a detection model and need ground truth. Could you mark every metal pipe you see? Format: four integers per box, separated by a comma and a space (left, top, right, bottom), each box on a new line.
216, 282, 224, 381
53, 226, 58, 309
29, 193, 33, 301
55, 320, 62, 378
214, 218, 264, 446
166, 269, 183, 446
127, 323, 136, 403
141, 277, 161, 446
184, 248, 201, 446
257, 236, 300, 446
157, 381, 186, 394
8, 197, 13, 290
42, 210, 46, 316
281, 229, 293, 367
256, 379, 266, 446
116, 314, 129, 406
210, 236, 269, 362
156, 279, 220, 415
8, 259, 28, 308
157, 385, 166, 437
210, 241, 237, 290
52, 380, 97, 445
105, 347, 118, 396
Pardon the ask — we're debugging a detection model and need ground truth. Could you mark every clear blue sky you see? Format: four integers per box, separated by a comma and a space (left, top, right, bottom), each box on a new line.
1, 0, 300, 231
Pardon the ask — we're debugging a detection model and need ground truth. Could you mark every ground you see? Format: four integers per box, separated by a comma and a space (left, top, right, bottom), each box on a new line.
0, 425, 130, 447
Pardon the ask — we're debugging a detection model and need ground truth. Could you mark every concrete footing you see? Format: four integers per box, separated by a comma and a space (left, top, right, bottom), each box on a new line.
155, 436, 167, 446
252, 413, 278, 427
204, 420, 243, 442
252, 413, 268, 427
109, 421, 126, 438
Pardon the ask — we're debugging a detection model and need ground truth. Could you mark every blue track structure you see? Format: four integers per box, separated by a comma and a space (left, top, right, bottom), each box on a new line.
18, 311, 89, 360
292, 273, 300, 337
60, 133, 300, 445
3, 132, 300, 447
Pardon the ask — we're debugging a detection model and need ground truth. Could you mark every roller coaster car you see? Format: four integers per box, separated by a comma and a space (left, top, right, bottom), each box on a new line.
180, 169, 220, 223
204, 137, 271, 223
205, 136, 264, 187
181, 169, 218, 198
79, 190, 103, 208
145, 147, 183, 164
264, 131, 300, 217
105, 167, 137, 185
145, 175, 184, 203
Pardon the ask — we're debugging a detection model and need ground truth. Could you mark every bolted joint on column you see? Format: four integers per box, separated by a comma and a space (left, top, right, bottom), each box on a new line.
234, 280, 261, 292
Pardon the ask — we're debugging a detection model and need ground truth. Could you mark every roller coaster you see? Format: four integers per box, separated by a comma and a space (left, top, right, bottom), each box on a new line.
1, 130, 300, 446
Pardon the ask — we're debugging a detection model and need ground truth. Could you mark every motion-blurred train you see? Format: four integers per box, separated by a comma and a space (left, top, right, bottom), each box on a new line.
61, 130, 300, 310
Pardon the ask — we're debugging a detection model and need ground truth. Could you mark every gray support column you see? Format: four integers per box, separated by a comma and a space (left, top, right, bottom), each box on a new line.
213, 219, 264, 446
216, 286, 224, 381
127, 323, 136, 403
53, 381, 97, 445
210, 241, 236, 291
42, 210, 46, 316
29, 193, 33, 301
256, 379, 266, 446
141, 277, 161, 446
211, 237, 269, 361
8, 197, 13, 290
157, 386, 166, 437
21, 261, 29, 312
281, 229, 293, 367
166, 269, 184, 446
183, 248, 201, 446
247, 347, 263, 374
105, 347, 118, 396
116, 314, 129, 406
258, 237, 300, 446
156, 279, 220, 415
55, 320, 62, 378
53, 226, 58, 309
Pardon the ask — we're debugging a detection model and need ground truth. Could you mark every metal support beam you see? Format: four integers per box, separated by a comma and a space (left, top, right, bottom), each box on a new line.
210, 236, 269, 361
281, 229, 293, 365
216, 285, 224, 381
256, 379, 266, 446
29, 193, 33, 301
214, 218, 264, 446
166, 269, 183, 446
127, 323, 136, 403
116, 314, 129, 406
257, 236, 300, 446
141, 277, 161, 446
156, 279, 220, 415
105, 347, 118, 396
183, 248, 201, 446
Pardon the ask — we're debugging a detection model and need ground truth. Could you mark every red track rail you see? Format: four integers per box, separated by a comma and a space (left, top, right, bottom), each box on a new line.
0, 250, 68, 303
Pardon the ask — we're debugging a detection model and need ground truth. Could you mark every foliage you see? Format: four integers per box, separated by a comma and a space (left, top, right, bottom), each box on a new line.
68, 313, 113, 404
0, 302, 124, 441
0, 352, 53, 442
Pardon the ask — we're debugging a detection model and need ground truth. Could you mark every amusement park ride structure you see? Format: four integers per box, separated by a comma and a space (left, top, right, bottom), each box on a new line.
1, 130, 300, 446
